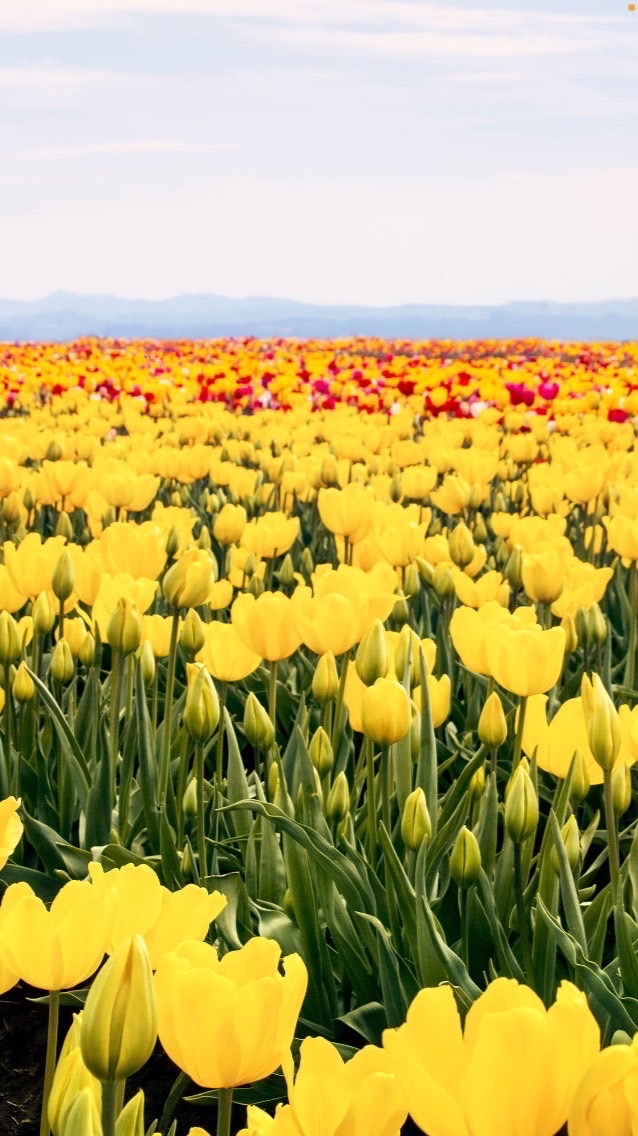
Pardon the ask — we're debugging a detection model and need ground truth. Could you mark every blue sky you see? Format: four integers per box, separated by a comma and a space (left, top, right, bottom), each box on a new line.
1, 0, 637, 305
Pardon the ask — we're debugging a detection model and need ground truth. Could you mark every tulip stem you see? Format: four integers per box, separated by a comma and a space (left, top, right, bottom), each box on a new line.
215, 682, 228, 791
159, 609, 181, 806
268, 661, 278, 732
39, 989, 60, 1136
365, 736, 377, 861
603, 769, 621, 902
625, 563, 638, 695
330, 651, 350, 757
513, 844, 534, 978
109, 649, 124, 804
102, 1080, 118, 1136
196, 740, 207, 884
381, 744, 392, 835
216, 1087, 233, 1136
512, 696, 527, 773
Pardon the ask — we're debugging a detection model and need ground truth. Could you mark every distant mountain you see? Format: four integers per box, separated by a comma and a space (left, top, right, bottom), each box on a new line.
0, 292, 636, 341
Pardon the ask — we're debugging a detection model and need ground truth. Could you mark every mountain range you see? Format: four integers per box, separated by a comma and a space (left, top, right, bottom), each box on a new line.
0, 292, 636, 342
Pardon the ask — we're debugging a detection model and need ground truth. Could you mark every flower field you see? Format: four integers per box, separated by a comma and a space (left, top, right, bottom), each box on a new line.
0, 334, 637, 1134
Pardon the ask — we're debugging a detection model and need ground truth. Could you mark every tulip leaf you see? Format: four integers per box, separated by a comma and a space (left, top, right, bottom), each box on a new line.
613, 904, 638, 1001
134, 661, 160, 850
548, 809, 587, 953
206, 871, 251, 949
224, 710, 252, 839
417, 893, 481, 1001
0, 861, 62, 901
536, 898, 638, 1033
339, 1002, 387, 1046
355, 912, 417, 1027
27, 667, 91, 804
84, 712, 113, 850
20, 809, 91, 879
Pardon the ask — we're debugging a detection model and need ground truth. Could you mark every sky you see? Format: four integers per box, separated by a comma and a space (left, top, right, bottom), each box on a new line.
0, 0, 637, 307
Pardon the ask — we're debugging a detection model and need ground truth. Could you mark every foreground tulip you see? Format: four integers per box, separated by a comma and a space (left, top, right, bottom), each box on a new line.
60, 1087, 103, 1136
163, 549, 214, 609
568, 1034, 638, 1135
232, 591, 302, 661
383, 978, 600, 1136
237, 1035, 406, 1136
81, 935, 157, 1083
361, 677, 411, 745
49, 1015, 101, 1136
154, 937, 307, 1089
88, 862, 226, 968
486, 625, 566, 697
0, 795, 22, 869
196, 620, 261, 681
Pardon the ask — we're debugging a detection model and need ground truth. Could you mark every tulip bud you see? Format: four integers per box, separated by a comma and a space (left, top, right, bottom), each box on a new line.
415, 557, 434, 586
138, 639, 155, 688
32, 591, 56, 636
409, 710, 421, 761
549, 815, 581, 875
55, 511, 74, 542
504, 762, 539, 843
401, 787, 431, 851
46, 439, 64, 461
391, 591, 410, 626
312, 652, 339, 703
23, 487, 34, 513
473, 516, 488, 544
611, 762, 632, 819
468, 763, 486, 804
197, 526, 212, 552
12, 660, 34, 703
301, 547, 314, 579
394, 626, 420, 686
581, 673, 621, 773
79, 633, 96, 668
569, 748, 591, 806
115, 1090, 145, 1136
478, 691, 507, 749
165, 526, 180, 559
182, 777, 198, 820
50, 639, 75, 685
81, 935, 157, 1083
107, 598, 142, 657
248, 575, 264, 599
355, 620, 389, 686
242, 552, 257, 579
49, 1017, 102, 1136
390, 473, 402, 503
587, 603, 607, 646
326, 771, 349, 823
449, 826, 481, 887
267, 761, 279, 802
575, 606, 590, 647
184, 666, 220, 743
279, 554, 296, 588
403, 563, 420, 600
309, 727, 333, 777
52, 550, 75, 604
0, 611, 20, 664
504, 546, 523, 591
59, 1087, 103, 1136
561, 614, 579, 657
362, 677, 411, 745
433, 563, 455, 599
243, 693, 275, 750
321, 454, 339, 487
449, 522, 475, 569
180, 609, 206, 657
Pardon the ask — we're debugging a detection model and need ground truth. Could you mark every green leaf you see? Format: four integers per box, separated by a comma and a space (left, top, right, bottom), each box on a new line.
339, 1002, 387, 1046
27, 668, 91, 805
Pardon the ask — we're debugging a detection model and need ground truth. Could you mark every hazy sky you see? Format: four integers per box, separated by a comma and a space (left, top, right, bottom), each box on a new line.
1, 0, 637, 305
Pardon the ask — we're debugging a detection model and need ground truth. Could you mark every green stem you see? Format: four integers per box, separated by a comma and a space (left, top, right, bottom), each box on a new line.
5, 661, 14, 795
513, 843, 534, 978
215, 683, 228, 791
268, 660, 278, 733
381, 744, 392, 835
603, 769, 621, 902
159, 609, 181, 806
109, 649, 124, 804
196, 740, 207, 885
39, 989, 60, 1136
330, 650, 350, 756
365, 736, 377, 861
102, 1080, 118, 1136
512, 695, 528, 772
216, 1087, 233, 1136
460, 886, 470, 970
625, 563, 638, 695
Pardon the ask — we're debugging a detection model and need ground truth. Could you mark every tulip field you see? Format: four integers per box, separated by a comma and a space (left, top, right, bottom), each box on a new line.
1, 334, 638, 1135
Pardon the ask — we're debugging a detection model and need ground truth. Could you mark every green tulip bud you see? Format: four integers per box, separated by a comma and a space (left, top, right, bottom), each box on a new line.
0, 611, 20, 664
243, 693, 275, 751
612, 762, 632, 819
449, 826, 482, 887
79, 633, 96, 668
184, 666, 220, 743
32, 590, 56, 636
449, 522, 475, 569
179, 609, 206, 657
55, 511, 74, 542
59, 1087, 102, 1136
326, 771, 349, 823
50, 639, 75, 685
312, 652, 339, 704
478, 691, 507, 750
401, 787, 431, 851
355, 619, 389, 686
12, 660, 34, 703
81, 935, 157, 1083
309, 727, 333, 777
107, 598, 142, 657
504, 762, 539, 843
138, 640, 155, 689
51, 550, 75, 604
549, 814, 580, 875
115, 1089, 145, 1136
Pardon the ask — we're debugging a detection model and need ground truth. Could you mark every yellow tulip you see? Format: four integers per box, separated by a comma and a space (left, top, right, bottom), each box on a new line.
197, 620, 261, 681
0, 878, 108, 990
232, 591, 302, 661
163, 549, 215, 609
568, 1035, 638, 1135
411, 674, 452, 728
292, 588, 363, 656
154, 937, 307, 1088
241, 512, 299, 559
604, 515, 638, 561
81, 935, 157, 1083
485, 625, 565, 697
361, 677, 411, 745
383, 979, 600, 1136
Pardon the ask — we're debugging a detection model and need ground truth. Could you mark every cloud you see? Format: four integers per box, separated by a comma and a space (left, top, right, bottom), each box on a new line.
18, 139, 238, 160
0, 66, 115, 88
